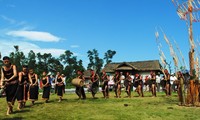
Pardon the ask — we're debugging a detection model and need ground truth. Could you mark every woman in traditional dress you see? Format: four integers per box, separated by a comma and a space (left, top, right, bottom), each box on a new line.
55, 72, 65, 102
28, 68, 39, 105
0, 56, 18, 115
17, 65, 30, 110
41, 71, 50, 103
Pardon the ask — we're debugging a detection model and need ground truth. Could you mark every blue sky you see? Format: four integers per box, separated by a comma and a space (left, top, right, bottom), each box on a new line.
0, 0, 199, 71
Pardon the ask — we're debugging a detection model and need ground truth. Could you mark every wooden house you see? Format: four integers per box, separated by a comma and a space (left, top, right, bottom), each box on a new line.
83, 60, 163, 85
103, 60, 163, 78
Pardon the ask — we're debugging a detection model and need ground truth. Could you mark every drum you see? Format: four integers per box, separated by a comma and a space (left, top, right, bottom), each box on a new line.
71, 78, 84, 87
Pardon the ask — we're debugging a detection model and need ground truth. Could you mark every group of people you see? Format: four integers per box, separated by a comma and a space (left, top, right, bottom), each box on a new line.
102, 70, 177, 98
0, 55, 189, 115
74, 69, 180, 100
0, 56, 65, 115
75, 69, 100, 99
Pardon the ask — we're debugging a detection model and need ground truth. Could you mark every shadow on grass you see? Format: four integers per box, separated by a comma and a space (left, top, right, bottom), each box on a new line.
13, 109, 30, 114
2, 117, 24, 120
60, 98, 69, 102
33, 101, 44, 105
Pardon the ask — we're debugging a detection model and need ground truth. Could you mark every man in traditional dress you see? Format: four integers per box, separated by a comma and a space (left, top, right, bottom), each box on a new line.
75, 70, 86, 100
177, 71, 185, 106
125, 72, 132, 98
90, 69, 99, 98
101, 70, 109, 98
150, 71, 156, 97
134, 74, 144, 97
112, 71, 120, 97
164, 69, 171, 96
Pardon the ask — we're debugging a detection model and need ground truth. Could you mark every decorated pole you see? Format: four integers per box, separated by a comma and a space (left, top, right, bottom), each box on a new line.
172, 0, 200, 106
173, 0, 200, 75
174, 39, 188, 70
188, 0, 195, 76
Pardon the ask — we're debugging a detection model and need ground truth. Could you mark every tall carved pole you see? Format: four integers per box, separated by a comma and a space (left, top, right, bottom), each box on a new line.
172, 0, 200, 106
188, 0, 195, 76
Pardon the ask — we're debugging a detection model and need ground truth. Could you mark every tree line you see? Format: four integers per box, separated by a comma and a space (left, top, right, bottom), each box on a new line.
0, 45, 116, 84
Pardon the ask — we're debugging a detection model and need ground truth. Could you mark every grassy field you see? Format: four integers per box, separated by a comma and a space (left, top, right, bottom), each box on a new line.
0, 91, 200, 120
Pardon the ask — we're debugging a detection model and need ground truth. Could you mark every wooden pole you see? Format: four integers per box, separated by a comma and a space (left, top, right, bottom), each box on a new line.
188, 0, 195, 77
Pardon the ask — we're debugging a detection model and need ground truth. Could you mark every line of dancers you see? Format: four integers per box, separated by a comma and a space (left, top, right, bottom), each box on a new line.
0, 56, 179, 115
0, 56, 65, 115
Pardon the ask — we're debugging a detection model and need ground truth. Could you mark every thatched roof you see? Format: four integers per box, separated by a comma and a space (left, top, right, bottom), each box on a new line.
104, 60, 162, 73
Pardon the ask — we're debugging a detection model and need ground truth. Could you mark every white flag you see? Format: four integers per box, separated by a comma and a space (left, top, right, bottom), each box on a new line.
155, 31, 159, 39
164, 34, 170, 45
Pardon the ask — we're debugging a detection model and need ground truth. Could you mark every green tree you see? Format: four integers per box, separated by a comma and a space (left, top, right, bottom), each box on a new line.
104, 50, 116, 65
87, 49, 103, 75
48, 57, 63, 74
36, 53, 52, 74
27, 50, 37, 69
59, 50, 85, 84
9, 45, 26, 71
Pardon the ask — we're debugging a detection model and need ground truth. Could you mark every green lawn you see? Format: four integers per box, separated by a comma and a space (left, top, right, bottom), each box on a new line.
0, 91, 200, 120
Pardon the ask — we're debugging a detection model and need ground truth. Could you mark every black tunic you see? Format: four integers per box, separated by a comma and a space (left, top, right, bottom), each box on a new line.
2, 65, 18, 102
56, 77, 64, 97
17, 72, 29, 102
42, 77, 50, 99
29, 74, 39, 100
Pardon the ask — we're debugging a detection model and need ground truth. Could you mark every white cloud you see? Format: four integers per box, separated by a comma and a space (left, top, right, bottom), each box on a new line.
1, 15, 16, 24
0, 40, 88, 68
6, 30, 61, 42
1, 16, 62, 42
0, 40, 65, 58
70, 45, 80, 48
73, 52, 84, 57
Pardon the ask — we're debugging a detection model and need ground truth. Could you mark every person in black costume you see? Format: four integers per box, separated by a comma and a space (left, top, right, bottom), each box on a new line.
17, 65, 30, 110
101, 70, 109, 98
90, 70, 99, 98
75, 70, 86, 100
0, 56, 18, 115
41, 71, 51, 103
29, 68, 39, 105
55, 72, 65, 102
